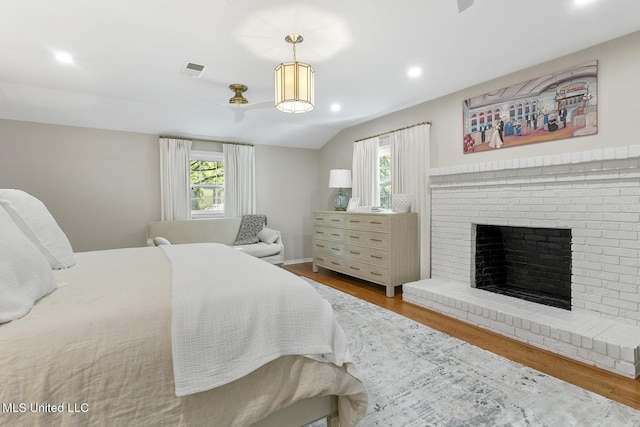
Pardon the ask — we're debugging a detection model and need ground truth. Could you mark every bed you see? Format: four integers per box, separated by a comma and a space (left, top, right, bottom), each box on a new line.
0, 190, 367, 427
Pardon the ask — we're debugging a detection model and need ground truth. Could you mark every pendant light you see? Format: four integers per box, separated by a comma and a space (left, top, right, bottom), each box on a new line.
274, 34, 314, 113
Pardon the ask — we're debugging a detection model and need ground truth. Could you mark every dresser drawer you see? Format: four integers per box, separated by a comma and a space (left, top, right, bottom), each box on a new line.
313, 226, 345, 242
313, 239, 345, 257
345, 214, 389, 232
313, 254, 346, 273
344, 229, 389, 249
313, 213, 345, 228
345, 244, 389, 267
343, 260, 390, 285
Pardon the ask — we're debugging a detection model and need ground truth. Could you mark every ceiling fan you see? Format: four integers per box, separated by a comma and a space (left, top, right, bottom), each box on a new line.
227, 83, 271, 123
457, 0, 474, 13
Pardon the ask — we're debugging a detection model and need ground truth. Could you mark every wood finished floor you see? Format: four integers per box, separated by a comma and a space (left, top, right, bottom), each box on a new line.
283, 262, 640, 411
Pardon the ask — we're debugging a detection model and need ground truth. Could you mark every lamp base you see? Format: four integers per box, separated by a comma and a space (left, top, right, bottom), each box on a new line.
333, 189, 349, 211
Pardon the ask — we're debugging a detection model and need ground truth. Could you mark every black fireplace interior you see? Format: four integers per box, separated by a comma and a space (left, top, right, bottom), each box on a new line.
475, 224, 572, 310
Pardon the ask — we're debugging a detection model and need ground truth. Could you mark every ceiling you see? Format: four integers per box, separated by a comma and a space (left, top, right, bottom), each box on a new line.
1, 0, 639, 149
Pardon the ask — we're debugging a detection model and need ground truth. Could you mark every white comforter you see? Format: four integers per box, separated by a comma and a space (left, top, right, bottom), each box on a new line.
162, 243, 350, 396
0, 246, 367, 427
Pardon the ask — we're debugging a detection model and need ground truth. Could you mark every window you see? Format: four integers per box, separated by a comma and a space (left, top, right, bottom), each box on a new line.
190, 150, 224, 217
378, 138, 391, 209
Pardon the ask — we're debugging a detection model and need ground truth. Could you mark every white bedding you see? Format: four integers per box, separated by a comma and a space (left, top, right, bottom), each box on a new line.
0, 246, 367, 427
164, 243, 350, 396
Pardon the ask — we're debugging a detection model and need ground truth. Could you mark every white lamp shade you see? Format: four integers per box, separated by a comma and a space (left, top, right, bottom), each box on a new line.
275, 61, 314, 113
329, 169, 352, 188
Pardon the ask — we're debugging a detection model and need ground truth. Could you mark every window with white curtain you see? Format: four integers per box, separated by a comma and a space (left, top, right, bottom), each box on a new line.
190, 150, 224, 218
378, 137, 391, 209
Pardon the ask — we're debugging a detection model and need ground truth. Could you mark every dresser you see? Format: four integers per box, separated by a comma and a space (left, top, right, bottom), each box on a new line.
312, 211, 419, 297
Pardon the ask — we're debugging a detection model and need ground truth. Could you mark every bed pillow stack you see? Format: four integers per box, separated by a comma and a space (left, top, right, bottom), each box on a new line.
0, 189, 76, 269
0, 205, 56, 323
0, 189, 75, 323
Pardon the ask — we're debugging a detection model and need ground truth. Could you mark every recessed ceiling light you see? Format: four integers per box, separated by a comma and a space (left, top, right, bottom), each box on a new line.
330, 104, 341, 112
408, 66, 422, 78
574, 0, 596, 6
55, 52, 73, 64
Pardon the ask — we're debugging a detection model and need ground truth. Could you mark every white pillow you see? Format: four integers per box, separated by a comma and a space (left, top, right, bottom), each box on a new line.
153, 236, 171, 246
0, 189, 75, 269
257, 227, 279, 244
0, 206, 56, 323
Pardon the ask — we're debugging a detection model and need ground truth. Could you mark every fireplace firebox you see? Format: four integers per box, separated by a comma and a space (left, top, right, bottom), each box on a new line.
474, 224, 572, 310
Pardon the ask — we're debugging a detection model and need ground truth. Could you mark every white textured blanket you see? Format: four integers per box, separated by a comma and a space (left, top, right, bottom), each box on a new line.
161, 243, 350, 397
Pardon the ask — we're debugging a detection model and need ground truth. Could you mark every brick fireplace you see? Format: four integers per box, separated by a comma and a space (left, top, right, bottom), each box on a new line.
403, 145, 640, 378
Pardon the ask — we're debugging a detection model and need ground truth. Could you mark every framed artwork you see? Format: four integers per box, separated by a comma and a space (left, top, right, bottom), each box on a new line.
347, 198, 360, 211
462, 61, 598, 154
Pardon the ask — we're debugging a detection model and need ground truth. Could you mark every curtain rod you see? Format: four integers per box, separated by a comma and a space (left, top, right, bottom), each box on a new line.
354, 121, 432, 142
160, 135, 254, 147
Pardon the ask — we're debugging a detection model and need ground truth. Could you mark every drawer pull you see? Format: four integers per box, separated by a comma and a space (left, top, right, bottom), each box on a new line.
349, 220, 361, 223
315, 231, 324, 235
370, 238, 383, 242
331, 247, 340, 251
370, 221, 383, 225
370, 272, 383, 277
331, 261, 340, 266
350, 250, 360, 255
316, 217, 324, 221
349, 266, 361, 271
331, 233, 341, 237
330, 219, 341, 222
316, 257, 325, 261
315, 244, 325, 248
349, 236, 360, 239
370, 255, 383, 259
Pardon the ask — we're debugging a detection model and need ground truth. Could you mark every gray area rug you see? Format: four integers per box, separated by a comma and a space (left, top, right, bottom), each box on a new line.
304, 278, 640, 427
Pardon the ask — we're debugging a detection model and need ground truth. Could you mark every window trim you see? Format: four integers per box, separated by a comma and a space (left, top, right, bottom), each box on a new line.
190, 150, 224, 218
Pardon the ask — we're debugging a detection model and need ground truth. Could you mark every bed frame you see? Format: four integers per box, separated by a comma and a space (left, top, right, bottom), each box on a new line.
253, 395, 339, 427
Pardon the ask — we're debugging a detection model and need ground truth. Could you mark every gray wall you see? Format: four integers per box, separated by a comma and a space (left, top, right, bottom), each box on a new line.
0, 120, 159, 251
255, 145, 321, 262
319, 31, 640, 206
2, 31, 638, 261
0, 119, 321, 260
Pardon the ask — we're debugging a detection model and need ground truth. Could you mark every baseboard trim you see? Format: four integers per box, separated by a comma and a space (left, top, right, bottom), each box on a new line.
284, 258, 313, 266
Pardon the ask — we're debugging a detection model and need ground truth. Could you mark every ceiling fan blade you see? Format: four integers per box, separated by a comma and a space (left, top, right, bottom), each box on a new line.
243, 101, 273, 111
457, 0, 474, 13
234, 109, 245, 123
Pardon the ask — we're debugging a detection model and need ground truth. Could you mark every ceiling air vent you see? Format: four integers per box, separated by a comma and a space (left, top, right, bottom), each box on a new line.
182, 62, 207, 78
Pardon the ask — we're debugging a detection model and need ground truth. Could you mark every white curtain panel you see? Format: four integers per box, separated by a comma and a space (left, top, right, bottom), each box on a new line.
159, 138, 192, 221
389, 123, 431, 279
223, 144, 255, 217
352, 137, 380, 207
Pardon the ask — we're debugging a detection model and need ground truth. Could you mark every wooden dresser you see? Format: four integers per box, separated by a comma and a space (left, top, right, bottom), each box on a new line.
312, 211, 419, 297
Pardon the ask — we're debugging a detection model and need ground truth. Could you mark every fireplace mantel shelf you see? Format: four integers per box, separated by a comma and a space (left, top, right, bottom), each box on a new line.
431, 144, 640, 178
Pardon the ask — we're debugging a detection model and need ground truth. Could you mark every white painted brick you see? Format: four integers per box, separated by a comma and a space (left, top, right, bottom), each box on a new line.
607, 343, 621, 359
593, 339, 608, 355
614, 360, 638, 378
590, 351, 617, 370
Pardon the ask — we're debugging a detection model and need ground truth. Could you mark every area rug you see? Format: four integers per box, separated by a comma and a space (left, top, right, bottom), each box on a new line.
304, 278, 640, 427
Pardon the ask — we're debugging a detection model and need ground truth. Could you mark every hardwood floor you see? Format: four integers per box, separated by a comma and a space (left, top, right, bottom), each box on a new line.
283, 262, 640, 410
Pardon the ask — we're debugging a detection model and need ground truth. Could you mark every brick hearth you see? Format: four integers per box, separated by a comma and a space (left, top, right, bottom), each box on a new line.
405, 145, 640, 378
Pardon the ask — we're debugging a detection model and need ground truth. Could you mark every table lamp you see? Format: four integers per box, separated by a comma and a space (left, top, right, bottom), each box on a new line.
329, 169, 352, 211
